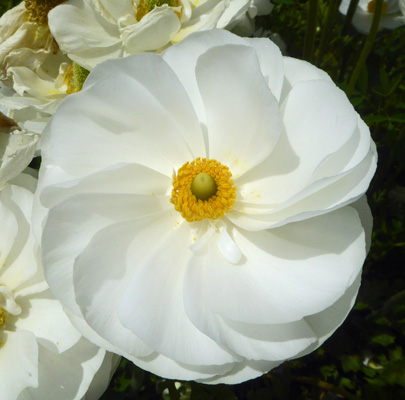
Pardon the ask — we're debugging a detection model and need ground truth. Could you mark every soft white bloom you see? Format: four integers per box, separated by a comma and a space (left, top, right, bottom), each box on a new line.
48, 0, 273, 70
35, 30, 377, 384
0, 50, 78, 136
0, 2, 55, 83
0, 1, 87, 137
0, 111, 38, 188
0, 173, 118, 399
339, 0, 405, 34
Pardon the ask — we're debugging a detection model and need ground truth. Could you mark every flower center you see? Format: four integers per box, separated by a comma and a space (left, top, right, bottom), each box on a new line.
24, 0, 67, 25
170, 158, 237, 222
367, 0, 388, 13
136, 0, 182, 21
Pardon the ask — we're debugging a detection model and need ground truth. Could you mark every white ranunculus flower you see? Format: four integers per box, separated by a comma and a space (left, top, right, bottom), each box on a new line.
0, 1, 89, 138
0, 1, 57, 84
35, 30, 377, 384
339, 0, 405, 34
0, 111, 38, 188
47, 0, 273, 70
0, 52, 81, 137
0, 173, 118, 399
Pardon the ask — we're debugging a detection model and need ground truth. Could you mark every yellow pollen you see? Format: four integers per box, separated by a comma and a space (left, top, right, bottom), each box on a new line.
63, 63, 89, 94
24, 0, 67, 25
136, 0, 182, 21
0, 307, 6, 327
63, 64, 76, 94
170, 158, 237, 222
367, 0, 388, 13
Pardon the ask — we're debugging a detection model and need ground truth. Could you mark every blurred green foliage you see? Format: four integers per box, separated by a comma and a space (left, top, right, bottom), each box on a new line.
1, 0, 404, 398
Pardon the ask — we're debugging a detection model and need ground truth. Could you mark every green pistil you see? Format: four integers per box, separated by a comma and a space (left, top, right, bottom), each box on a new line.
73, 63, 90, 91
191, 173, 218, 201
146, 0, 178, 11
136, 0, 179, 20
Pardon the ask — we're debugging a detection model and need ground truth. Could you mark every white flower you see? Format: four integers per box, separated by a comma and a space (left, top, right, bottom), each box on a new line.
35, 30, 377, 384
47, 0, 273, 70
0, 1, 88, 137
0, 173, 118, 399
0, 111, 38, 188
339, 0, 405, 34
0, 52, 81, 136
0, 2, 56, 83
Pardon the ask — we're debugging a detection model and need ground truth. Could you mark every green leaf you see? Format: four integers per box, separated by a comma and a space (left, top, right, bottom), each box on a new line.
390, 114, 405, 123
354, 301, 370, 310
372, 334, 396, 346
387, 73, 403, 95
379, 67, 390, 93
341, 355, 361, 372
364, 115, 387, 123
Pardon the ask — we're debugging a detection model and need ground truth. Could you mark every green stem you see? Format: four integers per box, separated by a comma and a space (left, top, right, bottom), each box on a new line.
318, 0, 341, 63
346, 0, 383, 97
304, 0, 318, 62
341, 0, 360, 35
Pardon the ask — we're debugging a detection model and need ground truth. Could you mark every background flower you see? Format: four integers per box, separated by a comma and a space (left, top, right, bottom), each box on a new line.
0, 1, 80, 143
0, 2, 54, 83
339, 0, 405, 34
47, 0, 273, 70
36, 30, 376, 384
0, 173, 118, 400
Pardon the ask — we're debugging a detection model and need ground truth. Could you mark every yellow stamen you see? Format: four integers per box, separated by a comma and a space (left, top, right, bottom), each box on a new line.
0, 307, 6, 327
367, 0, 388, 13
63, 63, 90, 94
170, 158, 237, 222
136, 0, 182, 21
24, 0, 67, 25
63, 64, 75, 94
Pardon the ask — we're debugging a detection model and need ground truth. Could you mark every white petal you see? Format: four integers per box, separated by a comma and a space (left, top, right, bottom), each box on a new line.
133, 352, 236, 381
171, 2, 228, 43
216, 221, 242, 264
217, 0, 250, 28
98, 0, 134, 20
164, 30, 284, 126
0, 330, 38, 399
48, 0, 123, 70
183, 251, 317, 361
13, 290, 81, 353
0, 130, 38, 188
41, 54, 204, 178
122, 6, 181, 53
42, 192, 170, 315
0, 184, 38, 291
246, 37, 284, 101
0, 186, 18, 269
207, 207, 365, 324
297, 271, 362, 358
163, 29, 251, 124
281, 79, 358, 181
196, 44, 281, 177
118, 219, 237, 365
73, 218, 174, 359
229, 143, 377, 230
198, 360, 282, 384
21, 338, 108, 400
40, 162, 172, 210
82, 53, 205, 159
280, 56, 332, 103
